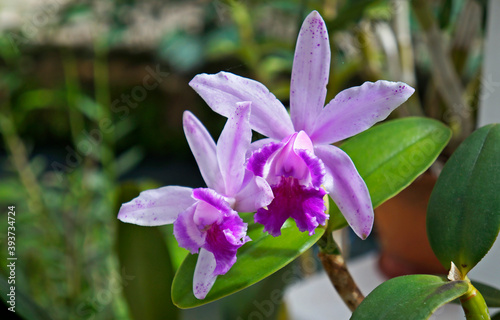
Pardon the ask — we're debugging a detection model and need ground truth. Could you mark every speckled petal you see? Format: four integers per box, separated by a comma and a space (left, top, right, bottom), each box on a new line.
315, 144, 374, 239
117, 186, 194, 226
189, 72, 294, 140
290, 10, 331, 132
193, 248, 217, 299
310, 81, 415, 144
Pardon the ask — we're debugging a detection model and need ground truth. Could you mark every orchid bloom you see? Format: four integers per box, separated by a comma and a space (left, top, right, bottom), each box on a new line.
189, 11, 414, 239
117, 102, 273, 299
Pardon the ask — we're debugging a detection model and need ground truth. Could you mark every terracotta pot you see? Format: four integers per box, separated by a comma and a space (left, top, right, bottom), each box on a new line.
375, 172, 447, 278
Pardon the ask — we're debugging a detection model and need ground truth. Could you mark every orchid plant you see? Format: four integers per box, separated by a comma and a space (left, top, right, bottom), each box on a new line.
118, 10, 500, 320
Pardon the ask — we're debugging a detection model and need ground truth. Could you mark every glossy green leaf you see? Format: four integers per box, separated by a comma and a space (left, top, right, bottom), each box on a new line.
330, 117, 452, 231
116, 183, 179, 320
172, 213, 325, 308
351, 275, 468, 320
427, 124, 500, 275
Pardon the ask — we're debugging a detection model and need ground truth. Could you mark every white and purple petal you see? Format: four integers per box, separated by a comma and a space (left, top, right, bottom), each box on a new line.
189, 72, 294, 140
173, 203, 206, 254
183, 111, 224, 192
315, 144, 374, 239
203, 210, 250, 275
117, 186, 194, 226
233, 174, 273, 213
290, 10, 331, 133
216, 101, 252, 196
310, 81, 415, 145
193, 248, 218, 299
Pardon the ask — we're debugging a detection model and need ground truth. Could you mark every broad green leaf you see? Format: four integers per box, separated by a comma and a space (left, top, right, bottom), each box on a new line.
330, 117, 452, 231
172, 213, 325, 308
0, 273, 53, 320
427, 124, 500, 275
351, 275, 468, 320
116, 183, 179, 320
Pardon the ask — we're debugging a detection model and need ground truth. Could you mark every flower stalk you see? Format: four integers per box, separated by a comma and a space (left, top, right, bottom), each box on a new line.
317, 230, 364, 312
460, 280, 490, 320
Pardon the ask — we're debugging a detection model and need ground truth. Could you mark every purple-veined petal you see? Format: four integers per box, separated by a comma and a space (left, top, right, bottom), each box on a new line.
193, 248, 217, 299
217, 101, 252, 196
254, 177, 327, 237
118, 186, 194, 226
233, 174, 273, 212
314, 144, 373, 239
290, 10, 331, 133
189, 72, 294, 140
310, 81, 415, 144
183, 111, 224, 192
173, 202, 206, 254
204, 211, 250, 275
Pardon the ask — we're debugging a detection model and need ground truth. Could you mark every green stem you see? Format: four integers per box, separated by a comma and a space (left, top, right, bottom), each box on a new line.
460, 280, 490, 320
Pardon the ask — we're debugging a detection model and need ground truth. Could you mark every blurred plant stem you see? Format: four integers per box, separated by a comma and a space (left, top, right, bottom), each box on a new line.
62, 50, 85, 145
0, 94, 45, 216
93, 38, 117, 190
317, 230, 364, 311
411, 0, 473, 147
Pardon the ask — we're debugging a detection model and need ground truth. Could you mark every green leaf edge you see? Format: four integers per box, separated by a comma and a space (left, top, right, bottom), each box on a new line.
330, 117, 452, 231
171, 213, 325, 309
351, 275, 469, 320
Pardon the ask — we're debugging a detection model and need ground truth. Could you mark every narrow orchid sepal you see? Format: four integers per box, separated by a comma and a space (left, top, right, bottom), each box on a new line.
217, 101, 252, 196
290, 10, 331, 132
183, 111, 224, 191
193, 248, 218, 299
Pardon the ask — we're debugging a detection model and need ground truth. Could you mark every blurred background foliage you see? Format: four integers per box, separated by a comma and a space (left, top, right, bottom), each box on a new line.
0, 0, 489, 319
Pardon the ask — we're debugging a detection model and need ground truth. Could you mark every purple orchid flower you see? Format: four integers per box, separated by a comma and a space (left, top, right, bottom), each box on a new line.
117, 102, 273, 299
189, 11, 414, 239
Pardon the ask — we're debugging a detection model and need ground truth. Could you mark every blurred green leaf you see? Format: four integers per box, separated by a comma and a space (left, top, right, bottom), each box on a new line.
428, 124, 500, 276
0, 273, 53, 320
351, 275, 468, 319
327, 0, 383, 31
172, 213, 325, 308
159, 32, 203, 72
116, 146, 144, 177
76, 95, 106, 122
330, 117, 452, 231
116, 183, 179, 320
17, 90, 63, 112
